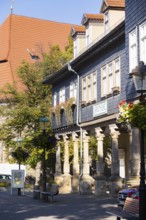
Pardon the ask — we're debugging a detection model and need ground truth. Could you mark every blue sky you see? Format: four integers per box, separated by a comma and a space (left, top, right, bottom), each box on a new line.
0, 0, 103, 25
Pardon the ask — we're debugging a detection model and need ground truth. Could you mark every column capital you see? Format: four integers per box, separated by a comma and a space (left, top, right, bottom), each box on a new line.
55, 134, 60, 140
82, 130, 90, 141
109, 124, 120, 138
95, 127, 105, 140
62, 134, 69, 141
72, 132, 79, 141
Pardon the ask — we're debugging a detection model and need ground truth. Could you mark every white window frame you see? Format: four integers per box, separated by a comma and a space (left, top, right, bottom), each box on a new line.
108, 62, 114, 93
101, 66, 107, 97
115, 58, 120, 87
53, 92, 57, 107
101, 57, 121, 97
129, 28, 138, 72
92, 72, 97, 101
59, 87, 65, 103
82, 78, 86, 102
139, 21, 146, 64
87, 75, 92, 101
82, 72, 97, 103
70, 80, 77, 99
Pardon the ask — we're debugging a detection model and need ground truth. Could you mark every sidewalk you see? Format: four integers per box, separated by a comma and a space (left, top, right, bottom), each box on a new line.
0, 187, 117, 220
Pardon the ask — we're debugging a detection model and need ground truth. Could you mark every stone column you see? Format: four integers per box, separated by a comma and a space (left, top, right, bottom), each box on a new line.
94, 127, 106, 196
128, 127, 140, 186
72, 132, 79, 193
80, 130, 94, 194
109, 124, 122, 194
54, 135, 63, 188
61, 134, 71, 193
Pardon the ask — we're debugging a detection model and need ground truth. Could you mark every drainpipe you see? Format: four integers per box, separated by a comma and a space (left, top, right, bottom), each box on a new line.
67, 62, 83, 194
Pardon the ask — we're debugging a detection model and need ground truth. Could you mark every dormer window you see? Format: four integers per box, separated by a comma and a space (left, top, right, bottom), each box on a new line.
105, 12, 109, 33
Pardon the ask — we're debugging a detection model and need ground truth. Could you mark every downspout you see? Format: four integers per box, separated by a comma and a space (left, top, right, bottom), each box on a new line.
67, 62, 83, 194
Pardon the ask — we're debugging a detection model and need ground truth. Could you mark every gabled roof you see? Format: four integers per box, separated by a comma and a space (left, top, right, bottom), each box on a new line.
82, 14, 104, 25
100, 0, 125, 13
0, 14, 73, 90
70, 25, 85, 37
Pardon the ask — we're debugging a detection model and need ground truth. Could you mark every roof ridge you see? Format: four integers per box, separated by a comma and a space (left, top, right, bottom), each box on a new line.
8, 14, 77, 26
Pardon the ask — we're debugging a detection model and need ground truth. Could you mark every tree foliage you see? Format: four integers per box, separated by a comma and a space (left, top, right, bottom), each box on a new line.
0, 41, 73, 169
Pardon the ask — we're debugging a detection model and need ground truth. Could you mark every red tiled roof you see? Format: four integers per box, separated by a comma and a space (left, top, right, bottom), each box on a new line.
106, 0, 125, 7
100, 0, 125, 13
71, 25, 85, 33
82, 13, 104, 25
0, 14, 73, 90
84, 14, 104, 21
70, 25, 85, 37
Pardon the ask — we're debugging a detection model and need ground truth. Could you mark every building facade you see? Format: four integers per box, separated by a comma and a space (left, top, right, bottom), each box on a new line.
44, 0, 130, 195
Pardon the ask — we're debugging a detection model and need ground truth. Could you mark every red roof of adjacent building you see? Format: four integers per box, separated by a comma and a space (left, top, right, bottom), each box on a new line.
0, 14, 73, 90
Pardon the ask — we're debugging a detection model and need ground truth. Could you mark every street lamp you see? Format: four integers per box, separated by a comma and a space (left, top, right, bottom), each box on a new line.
39, 116, 49, 192
132, 61, 146, 220
17, 135, 23, 196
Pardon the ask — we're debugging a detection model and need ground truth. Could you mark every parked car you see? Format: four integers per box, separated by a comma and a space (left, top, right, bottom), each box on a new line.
0, 174, 11, 187
117, 187, 138, 206
131, 190, 139, 200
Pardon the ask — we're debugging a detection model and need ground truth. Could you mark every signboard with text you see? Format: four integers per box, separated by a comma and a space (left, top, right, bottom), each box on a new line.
93, 100, 107, 117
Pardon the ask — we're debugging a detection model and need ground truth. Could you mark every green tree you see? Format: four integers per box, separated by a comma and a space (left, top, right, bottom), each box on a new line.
0, 41, 73, 169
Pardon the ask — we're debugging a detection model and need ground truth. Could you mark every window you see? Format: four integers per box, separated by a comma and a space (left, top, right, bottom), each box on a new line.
53, 92, 57, 107
59, 87, 65, 103
129, 29, 137, 72
115, 58, 120, 87
82, 78, 86, 102
87, 75, 92, 101
101, 66, 107, 96
140, 21, 146, 63
92, 72, 97, 100
101, 58, 121, 97
108, 63, 114, 93
105, 12, 109, 33
82, 72, 97, 103
70, 81, 77, 98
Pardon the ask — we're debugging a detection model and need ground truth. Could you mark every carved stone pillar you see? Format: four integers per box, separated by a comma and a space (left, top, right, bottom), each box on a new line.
61, 134, 71, 193
54, 135, 63, 189
128, 127, 140, 186
94, 127, 106, 196
80, 130, 94, 195
72, 132, 79, 193
109, 124, 122, 194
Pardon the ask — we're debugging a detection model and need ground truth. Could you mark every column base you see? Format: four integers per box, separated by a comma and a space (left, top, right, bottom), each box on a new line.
72, 174, 79, 193
80, 175, 94, 195
94, 175, 107, 196
59, 174, 72, 194
127, 176, 140, 187
109, 175, 122, 194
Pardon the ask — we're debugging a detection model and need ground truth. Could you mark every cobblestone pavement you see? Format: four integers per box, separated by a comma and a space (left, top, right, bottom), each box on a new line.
0, 187, 118, 220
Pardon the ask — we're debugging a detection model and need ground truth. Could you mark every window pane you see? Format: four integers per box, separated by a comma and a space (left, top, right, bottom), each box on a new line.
129, 29, 137, 71
140, 22, 146, 63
